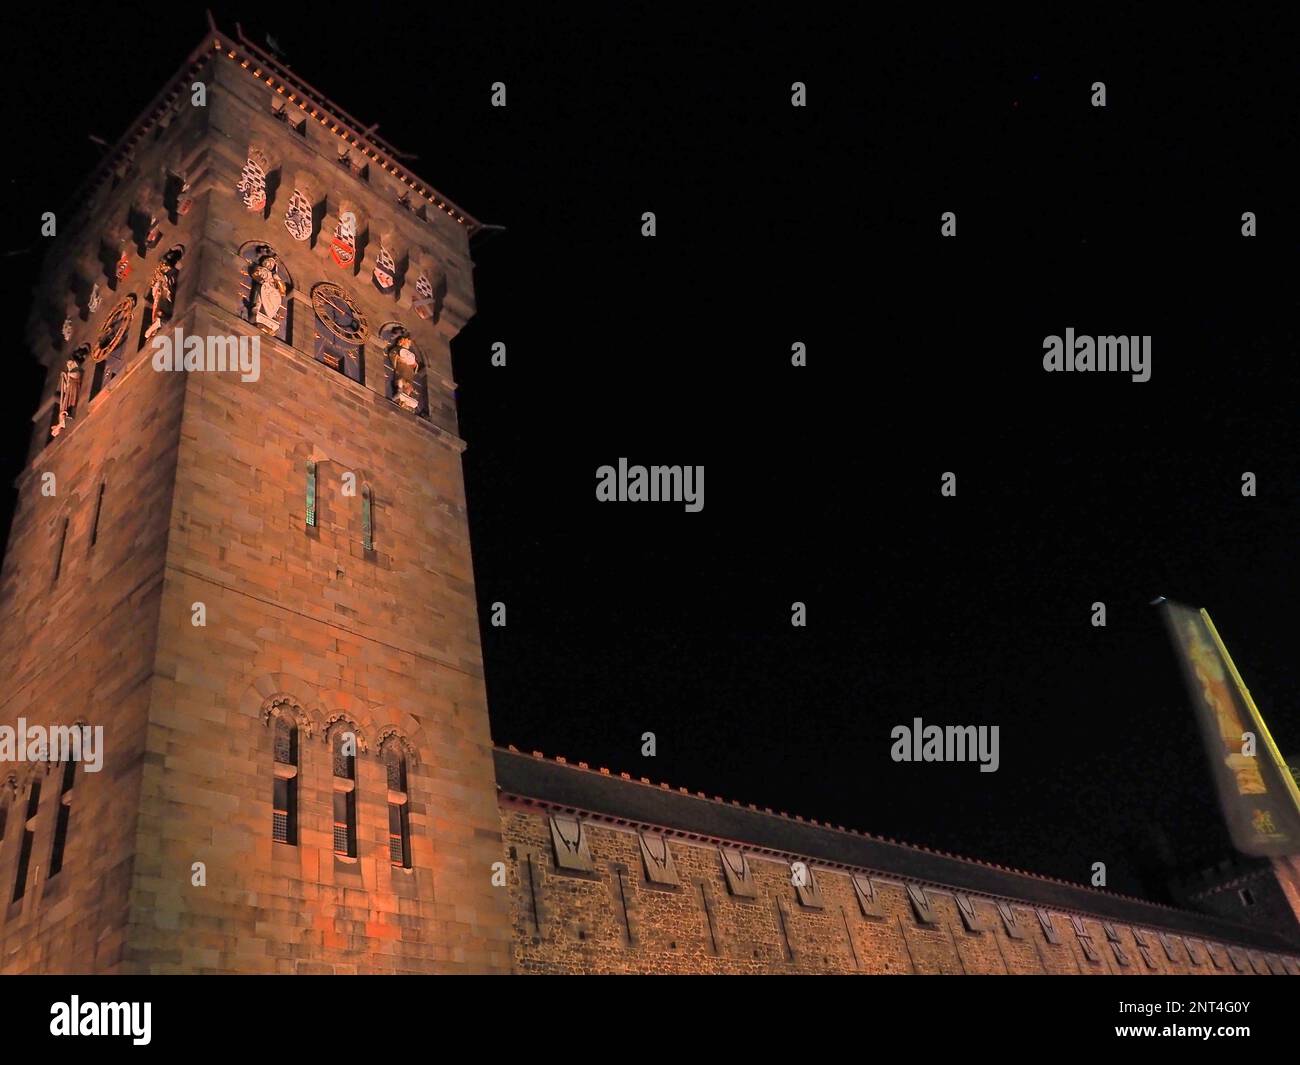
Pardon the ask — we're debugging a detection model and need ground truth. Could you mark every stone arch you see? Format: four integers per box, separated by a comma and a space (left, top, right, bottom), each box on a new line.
18, 757, 53, 789
241, 675, 319, 726
259, 692, 315, 738
376, 726, 419, 767
321, 712, 369, 753
317, 690, 374, 741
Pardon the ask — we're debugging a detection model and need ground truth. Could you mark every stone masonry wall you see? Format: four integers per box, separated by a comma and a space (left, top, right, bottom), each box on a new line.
500, 803, 1294, 975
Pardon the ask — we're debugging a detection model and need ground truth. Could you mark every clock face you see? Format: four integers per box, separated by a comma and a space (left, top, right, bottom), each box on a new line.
93, 296, 135, 362
311, 282, 368, 343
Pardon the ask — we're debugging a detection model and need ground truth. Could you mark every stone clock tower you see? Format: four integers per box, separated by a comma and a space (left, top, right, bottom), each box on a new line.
0, 24, 511, 973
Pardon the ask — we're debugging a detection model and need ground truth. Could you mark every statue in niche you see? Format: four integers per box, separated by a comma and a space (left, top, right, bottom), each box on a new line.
144, 245, 184, 340
393, 375, 422, 412
51, 345, 89, 438
115, 251, 131, 281
383, 328, 426, 415
88, 283, 103, 313
249, 252, 287, 334
61, 318, 73, 342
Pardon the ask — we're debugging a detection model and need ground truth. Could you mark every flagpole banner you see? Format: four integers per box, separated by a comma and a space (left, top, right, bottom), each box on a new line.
1161, 601, 1300, 856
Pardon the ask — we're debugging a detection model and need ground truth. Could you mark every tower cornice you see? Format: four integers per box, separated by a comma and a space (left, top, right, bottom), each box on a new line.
58, 20, 482, 259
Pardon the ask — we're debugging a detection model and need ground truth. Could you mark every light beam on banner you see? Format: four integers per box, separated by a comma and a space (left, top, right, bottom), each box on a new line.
1160, 600, 1300, 855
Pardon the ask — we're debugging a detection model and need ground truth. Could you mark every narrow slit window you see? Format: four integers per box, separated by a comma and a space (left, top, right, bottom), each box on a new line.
12, 780, 41, 902
385, 744, 411, 869
332, 729, 357, 858
48, 756, 76, 878
361, 485, 373, 550
333, 790, 357, 858
272, 718, 298, 846
89, 482, 106, 549
49, 803, 71, 877
305, 462, 317, 527
53, 517, 69, 583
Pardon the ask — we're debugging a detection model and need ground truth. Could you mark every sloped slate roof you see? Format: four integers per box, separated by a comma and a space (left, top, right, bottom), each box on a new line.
494, 747, 1300, 953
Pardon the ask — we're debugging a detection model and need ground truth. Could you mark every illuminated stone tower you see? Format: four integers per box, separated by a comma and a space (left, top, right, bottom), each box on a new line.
0, 26, 511, 973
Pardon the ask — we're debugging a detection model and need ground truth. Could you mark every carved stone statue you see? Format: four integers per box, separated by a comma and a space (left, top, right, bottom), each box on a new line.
385, 333, 426, 414
50, 345, 89, 438
144, 245, 183, 340
249, 253, 287, 334
394, 376, 422, 413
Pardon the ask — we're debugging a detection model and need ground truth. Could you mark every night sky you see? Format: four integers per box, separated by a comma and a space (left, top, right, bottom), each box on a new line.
3, 8, 1297, 902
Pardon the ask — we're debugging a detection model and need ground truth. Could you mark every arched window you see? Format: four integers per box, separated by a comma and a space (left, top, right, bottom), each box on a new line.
239, 242, 294, 342
379, 323, 428, 417
272, 716, 298, 846
383, 741, 411, 870
331, 726, 358, 859
310, 283, 366, 383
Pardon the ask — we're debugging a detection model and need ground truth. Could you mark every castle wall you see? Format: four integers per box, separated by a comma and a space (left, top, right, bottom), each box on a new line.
499, 806, 1217, 974
494, 752, 1300, 976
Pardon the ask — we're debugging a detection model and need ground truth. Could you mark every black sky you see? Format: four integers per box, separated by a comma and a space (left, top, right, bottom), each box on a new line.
3, 7, 1297, 901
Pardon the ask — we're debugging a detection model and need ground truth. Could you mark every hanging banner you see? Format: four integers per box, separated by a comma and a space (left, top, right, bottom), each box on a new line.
1161, 601, 1300, 855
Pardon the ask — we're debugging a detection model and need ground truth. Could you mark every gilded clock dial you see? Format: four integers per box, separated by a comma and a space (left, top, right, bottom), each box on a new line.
311, 282, 368, 343
92, 296, 136, 362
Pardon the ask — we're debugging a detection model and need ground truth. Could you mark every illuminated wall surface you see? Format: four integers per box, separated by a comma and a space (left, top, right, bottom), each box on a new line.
1, 26, 1298, 975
